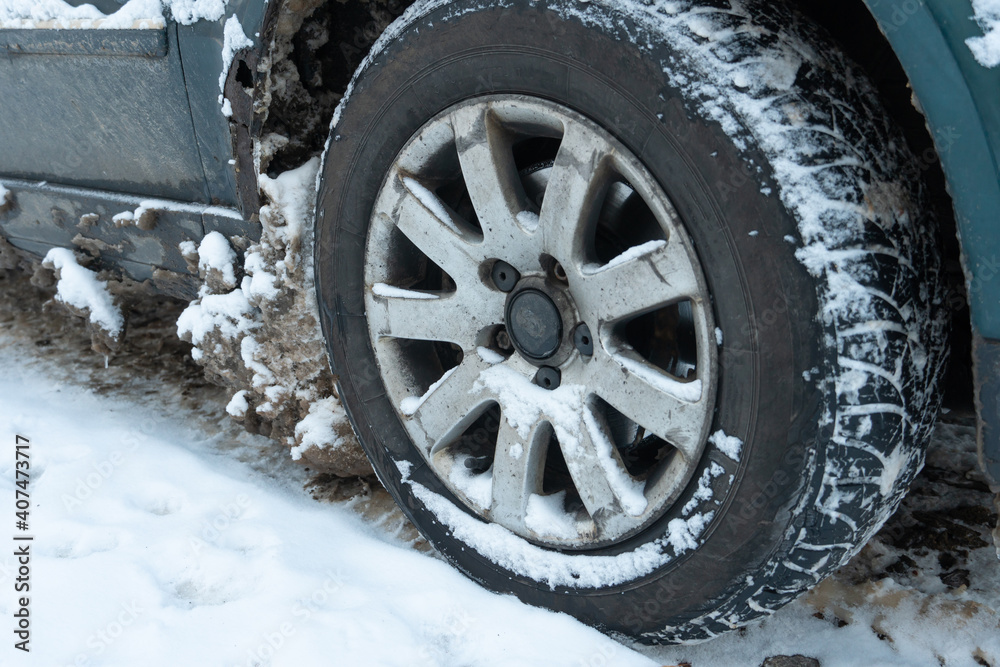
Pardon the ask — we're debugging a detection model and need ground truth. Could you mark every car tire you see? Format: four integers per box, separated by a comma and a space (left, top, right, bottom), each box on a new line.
314, 0, 948, 643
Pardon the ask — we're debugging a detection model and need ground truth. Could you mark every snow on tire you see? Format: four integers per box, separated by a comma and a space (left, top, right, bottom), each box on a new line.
315, 0, 949, 643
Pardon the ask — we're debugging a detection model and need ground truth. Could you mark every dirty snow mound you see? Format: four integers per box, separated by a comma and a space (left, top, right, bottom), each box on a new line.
177, 159, 369, 477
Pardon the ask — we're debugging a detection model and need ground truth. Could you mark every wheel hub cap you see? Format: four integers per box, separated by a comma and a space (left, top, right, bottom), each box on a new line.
507, 288, 563, 361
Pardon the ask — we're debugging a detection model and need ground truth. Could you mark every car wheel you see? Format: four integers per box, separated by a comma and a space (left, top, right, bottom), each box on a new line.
315, 0, 948, 642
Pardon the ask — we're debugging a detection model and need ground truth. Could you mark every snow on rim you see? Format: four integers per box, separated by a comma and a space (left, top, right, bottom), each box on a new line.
397, 460, 712, 589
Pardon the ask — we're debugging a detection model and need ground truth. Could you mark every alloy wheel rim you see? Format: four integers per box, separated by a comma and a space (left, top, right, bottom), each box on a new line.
364, 96, 717, 548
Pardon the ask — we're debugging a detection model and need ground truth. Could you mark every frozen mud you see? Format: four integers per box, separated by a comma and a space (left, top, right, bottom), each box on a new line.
176, 160, 372, 477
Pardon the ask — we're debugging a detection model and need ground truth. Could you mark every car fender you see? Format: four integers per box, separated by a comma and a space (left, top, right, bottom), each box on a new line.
864, 0, 1000, 483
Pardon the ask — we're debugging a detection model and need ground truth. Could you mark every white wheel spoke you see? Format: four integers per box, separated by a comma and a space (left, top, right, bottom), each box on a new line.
406, 355, 496, 456
539, 122, 615, 267
576, 240, 703, 325
368, 286, 504, 346
558, 405, 648, 519
388, 181, 483, 286
489, 420, 547, 532
587, 350, 708, 460
451, 105, 538, 267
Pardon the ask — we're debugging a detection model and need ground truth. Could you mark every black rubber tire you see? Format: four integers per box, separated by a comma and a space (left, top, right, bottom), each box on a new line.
315, 0, 948, 643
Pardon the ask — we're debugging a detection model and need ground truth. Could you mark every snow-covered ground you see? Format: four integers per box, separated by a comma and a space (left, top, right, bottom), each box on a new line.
0, 273, 998, 666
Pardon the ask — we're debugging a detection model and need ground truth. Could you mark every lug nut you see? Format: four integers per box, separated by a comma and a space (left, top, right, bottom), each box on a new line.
535, 366, 561, 390
495, 328, 513, 352
574, 323, 594, 356
491, 260, 519, 292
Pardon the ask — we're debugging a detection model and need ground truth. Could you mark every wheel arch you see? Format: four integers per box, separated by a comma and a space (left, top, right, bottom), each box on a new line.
856, 0, 1000, 484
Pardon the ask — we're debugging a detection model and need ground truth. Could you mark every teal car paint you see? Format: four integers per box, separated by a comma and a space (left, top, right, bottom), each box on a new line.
863, 0, 1000, 483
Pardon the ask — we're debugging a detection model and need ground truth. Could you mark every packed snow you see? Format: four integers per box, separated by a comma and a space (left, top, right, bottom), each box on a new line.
398, 459, 705, 588
968, 0, 1000, 67
614, 353, 704, 402
516, 210, 540, 231
597, 239, 667, 271
400, 367, 457, 416
681, 461, 726, 515
525, 491, 579, 540
447, 460, 493, 510
401, 176, 463, 234
197, 231, 238, 291
176, 279, 257, 360
41, 248, 123, 337
708, 429, 744, 462
372, 283, 440, 300
290, 397, 352, 462
0, 331, 651, 666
